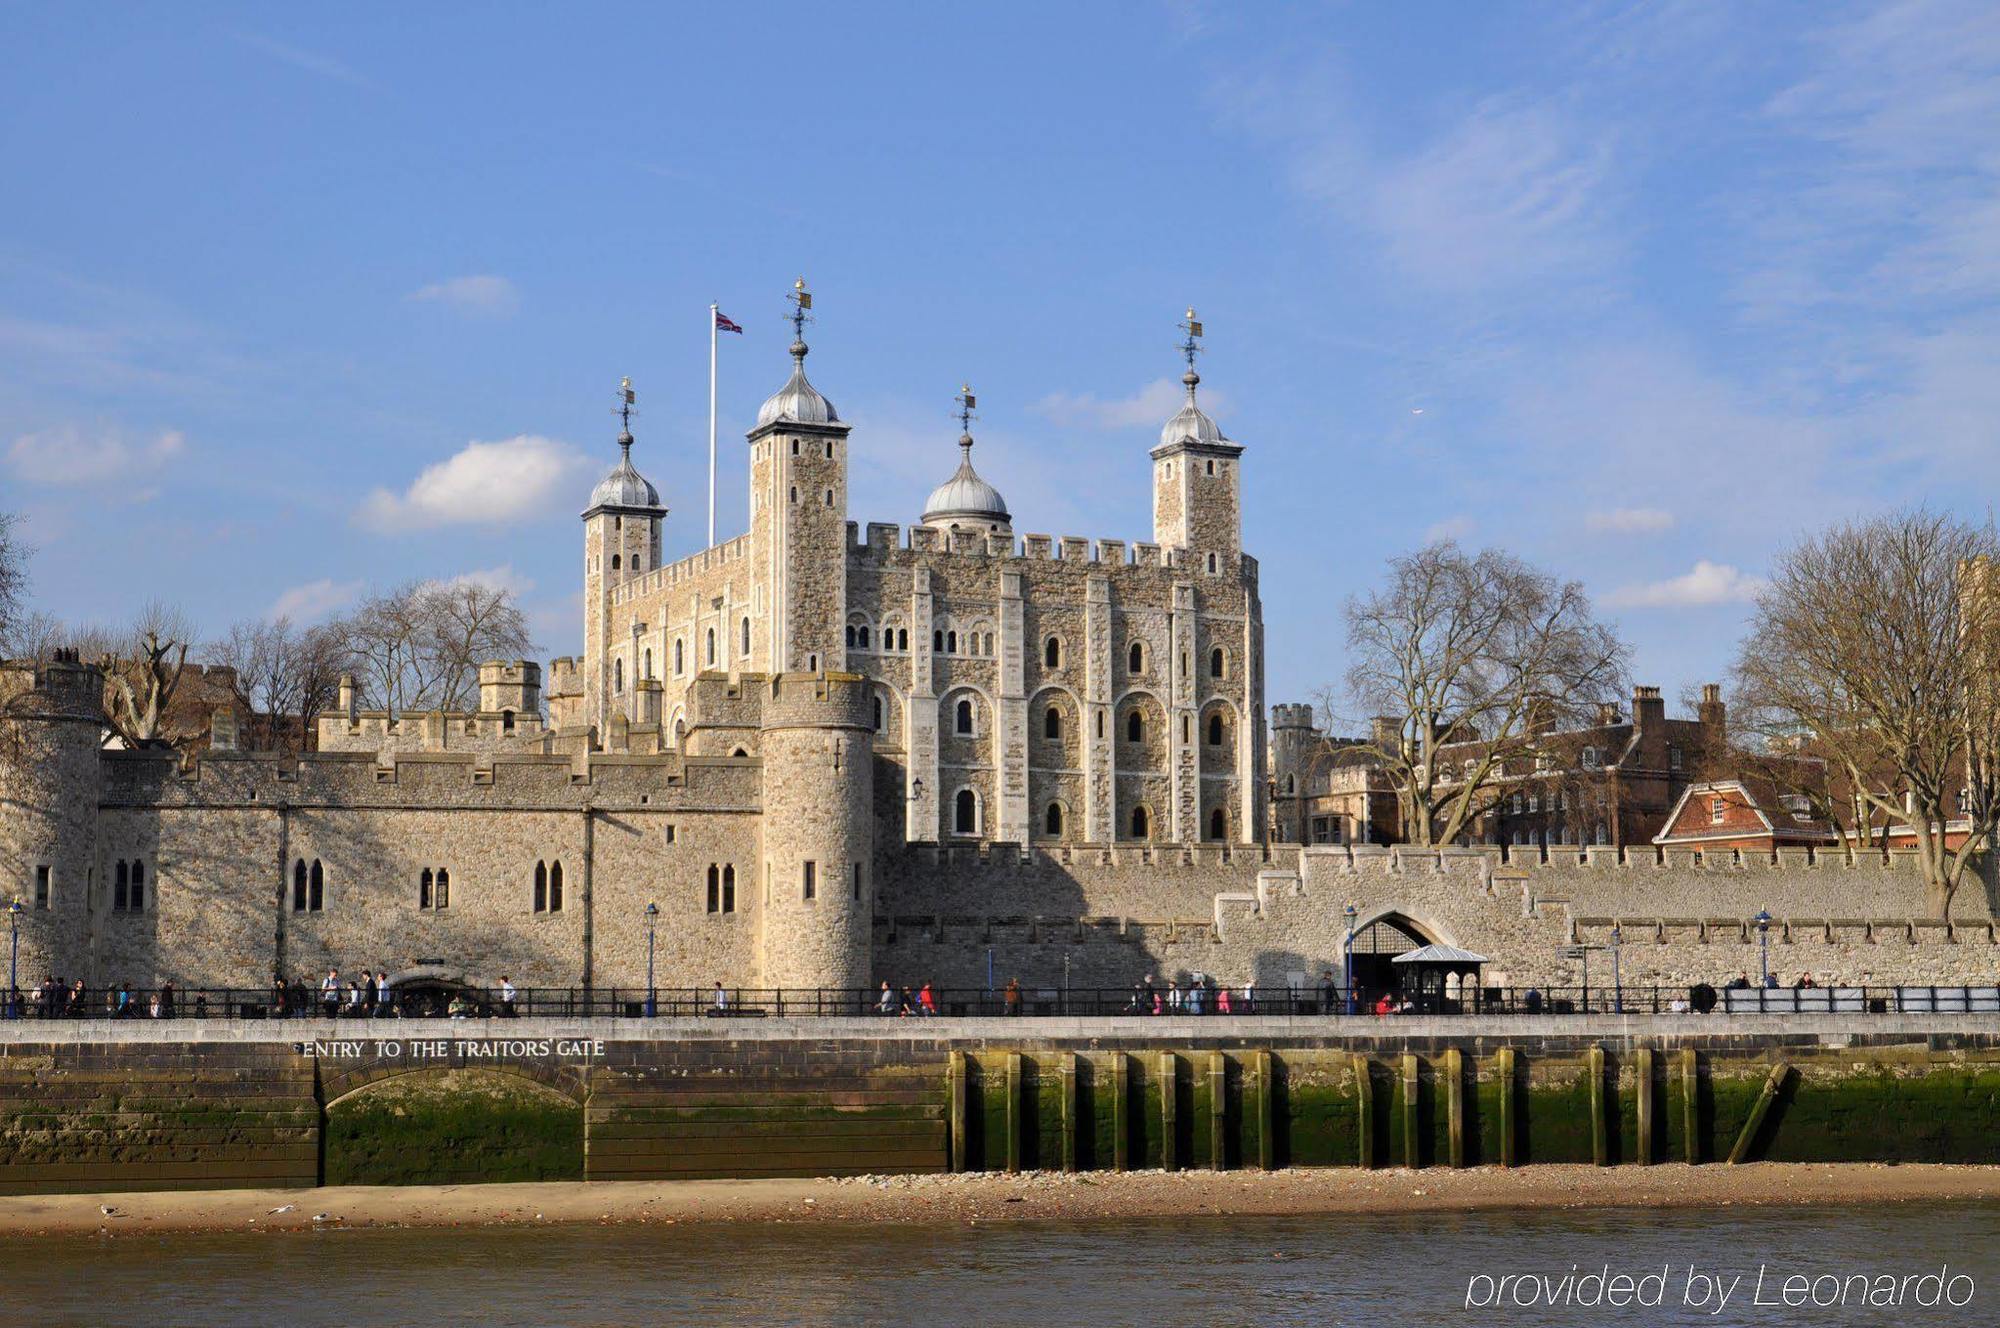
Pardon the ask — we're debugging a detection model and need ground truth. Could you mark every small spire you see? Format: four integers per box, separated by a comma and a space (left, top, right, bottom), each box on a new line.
788, 277, 814, 362
955, 383, 978, 462
1178, 307, 1204, 402
615, 376, 637, 456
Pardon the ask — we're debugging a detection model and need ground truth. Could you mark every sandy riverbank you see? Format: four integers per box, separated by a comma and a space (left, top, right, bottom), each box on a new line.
3, 1164, 1999, 1238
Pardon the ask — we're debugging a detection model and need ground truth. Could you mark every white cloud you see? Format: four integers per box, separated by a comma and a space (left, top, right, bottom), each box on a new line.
268, 578, 363, 624
1425, 516, 1475, 542
407, 275, 518, 317
228, 31, 369, 86
1585, 507, 1674, 535
357, 435, 585, 530
1605, 560, 1766, 609
6, 424, 185, 486
439, 564, 536, 598
1033, 378, 1221, 430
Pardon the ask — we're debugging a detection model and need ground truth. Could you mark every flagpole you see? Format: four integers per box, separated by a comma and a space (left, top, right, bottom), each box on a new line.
716, 304, 724, 548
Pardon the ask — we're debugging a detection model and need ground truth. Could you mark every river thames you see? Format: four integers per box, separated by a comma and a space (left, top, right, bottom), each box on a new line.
3, 1201, 1993, 1326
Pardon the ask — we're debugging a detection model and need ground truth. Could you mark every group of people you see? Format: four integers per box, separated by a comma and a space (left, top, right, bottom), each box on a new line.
1124, 973, 1263, 1015
19, 976, 205, 1020
272, 968, 399, 1018
876, 980, 941, 1015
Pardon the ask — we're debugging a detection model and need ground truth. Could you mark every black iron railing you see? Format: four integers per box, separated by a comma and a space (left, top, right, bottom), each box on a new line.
0, 983, 1994, 1021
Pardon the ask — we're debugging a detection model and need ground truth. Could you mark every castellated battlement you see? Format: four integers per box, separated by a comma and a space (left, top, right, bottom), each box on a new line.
1270, 703, 1316, 729
849, 521, 1182, 569
609, 531, 752, 608
0, 653, 105, 722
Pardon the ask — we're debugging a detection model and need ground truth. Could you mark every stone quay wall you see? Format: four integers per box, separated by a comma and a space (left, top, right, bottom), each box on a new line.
5, 1017, 2000, 1194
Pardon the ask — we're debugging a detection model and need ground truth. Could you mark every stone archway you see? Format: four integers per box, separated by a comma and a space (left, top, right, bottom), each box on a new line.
1347, 911, 1441, 1002
323, 1065, 585, 1186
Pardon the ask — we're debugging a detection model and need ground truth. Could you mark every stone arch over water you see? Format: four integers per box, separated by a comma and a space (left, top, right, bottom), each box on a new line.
321, 1064, 586, 1186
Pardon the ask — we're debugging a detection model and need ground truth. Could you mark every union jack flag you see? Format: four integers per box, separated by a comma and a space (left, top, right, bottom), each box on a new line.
714, 309, 743, 334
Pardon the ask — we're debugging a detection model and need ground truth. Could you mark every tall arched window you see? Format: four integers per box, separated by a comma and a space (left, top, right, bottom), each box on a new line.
946, 630, 958, 654
293, 859, 308, 912
1130, 805, 1150, 839
308, 860, 324, 911
955, 698, 974, 735
674, 639, 684, 674
502, 709, 516, 733
1128, 642, 1144, 673
858, 625, 870, 649
1210, 647, 1225, 678
1207, 713, 1225, 746
1044, 637, 1061, 668
1045, 802, 1064, 836
533, 861, 548, 913
1208, 808, 1226, 841
897, 628, 908, 651
114, 860, 129, 912
722, 865, 735, 913
741, 617, 751, 655
1126, 711, 1144, 742
706, 628, 716, 666
420, 868, 433, 909
434, 867, 449, 909
845, 625, 856, 647
549, 861, 564, 911
1044, 706, 1062, 740
933, 629, 944, 653
954, 788, 978, 835
614, 659, 624, 693
707, 864, 720, 913
611, 553, 621, 571
873, 695, 885, 732
130, 861, 144, 911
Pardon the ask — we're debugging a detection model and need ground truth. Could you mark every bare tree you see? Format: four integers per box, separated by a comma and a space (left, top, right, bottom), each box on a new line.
0, 512, 25, 653
1340, 541, 1629, 847
1732, 509, 2000, 917
98, 601, 199, 748
206, 616, 354, 751
346, 579, 533, 715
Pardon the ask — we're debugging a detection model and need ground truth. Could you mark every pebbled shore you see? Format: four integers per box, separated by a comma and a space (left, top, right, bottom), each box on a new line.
3, 1163, 2000, 1238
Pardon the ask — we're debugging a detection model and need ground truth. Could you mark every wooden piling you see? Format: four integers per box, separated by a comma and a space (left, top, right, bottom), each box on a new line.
1444, 1048, 1465, 1169
1679, 1048, 1699, 1164
1353, 1054, 1375, 1169
1635, 1047, 1655, 1165
1209, 1052, 1228, 1171
1496, 1048, 1517, 1168
948, 1051, 969, 1173
1588, 1046, 1607, 1167
1061, 1052, 1078, 1173
1727, 1062, 1791, 1165
1004, 1052, 1022, 1174
1159, 1052, 1178, 1172
1400, 1053, 1420, 1169
1112, 1053, 1130, 1172
1254, 1051, 1275, 1170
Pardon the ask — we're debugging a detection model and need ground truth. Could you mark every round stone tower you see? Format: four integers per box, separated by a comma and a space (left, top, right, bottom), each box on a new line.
1268, 702, 1318, 844
756, 672, 874, 992
0, 652, 104, 983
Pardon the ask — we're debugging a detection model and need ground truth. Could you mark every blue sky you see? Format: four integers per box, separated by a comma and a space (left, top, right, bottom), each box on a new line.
4, 3, 1998, 719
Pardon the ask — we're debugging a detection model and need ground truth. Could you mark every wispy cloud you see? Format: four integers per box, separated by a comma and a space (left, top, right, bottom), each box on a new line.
268, 578, 363, 624
1033, 378, 1219, 430
1425, 516, 1475, 543
407, 275, 518, 317
357, 435, 585, 530
227, 31, 369, 87
1585, 507, 1674, 535
6, 425, 185, 487
1605, 560, 1765, 609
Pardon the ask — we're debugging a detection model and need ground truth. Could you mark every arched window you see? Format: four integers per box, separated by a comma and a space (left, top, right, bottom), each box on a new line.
741, 617, 751, 655
1285, 774, 1296, 794
434, 868, 449, 909
1209, 647, 1225, 678
955, 698, 974, 735
643, 648, 653, 679
933, 629, 944, 653
674, 639, 684, 674
1209, 808, 1226, 841
502, 709, 516, 733
897, 628, 908, 651
946, 630, 958, 654
614, 659, 624, 693
420, 868, 433, 910
707, 864, 720, 913
1130, 805, 1150, 839
533, 861, 548, 913
954, 788, 978, 835
131, 860, 144, 912
1045, 803, 1064, 836
114, 860, 129, 912
1126, 710, 1144, 742
845, 625, 856, 647
706, 628, 716, 666
1044, 706, 1062, 740
293, 858, 307, 912
549, 860, 564, 912
983, 632, 994, 655
1044, 637, 1061, 668
1206, 552, 1218, 574
722, 865, 735, 913
611, 553, 621, 571
308, 860, 324, 911
1207, 713, 1225, 746
873, 695, 885, 732
858, 625, 870, 649
1128, 642, 1144, 673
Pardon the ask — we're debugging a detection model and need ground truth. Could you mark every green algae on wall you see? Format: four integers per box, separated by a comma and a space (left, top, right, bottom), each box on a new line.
324, 1069, 583, 1186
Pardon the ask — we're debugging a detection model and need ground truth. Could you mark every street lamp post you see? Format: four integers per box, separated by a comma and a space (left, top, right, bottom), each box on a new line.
1342, 902, 1358, 1015
644, 902, 659, 1018
1754, 910, 1772, 989
1611, 923, 1624, 1015
5, 899, 21, 1021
